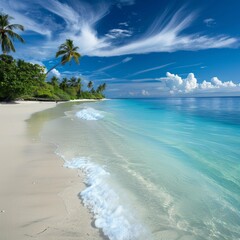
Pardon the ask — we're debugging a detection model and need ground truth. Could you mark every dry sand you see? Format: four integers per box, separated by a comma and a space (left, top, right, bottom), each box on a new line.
0, 101, 104, 240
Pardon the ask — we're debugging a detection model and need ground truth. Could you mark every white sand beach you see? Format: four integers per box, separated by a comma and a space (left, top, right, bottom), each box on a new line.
0, 101, 103, 240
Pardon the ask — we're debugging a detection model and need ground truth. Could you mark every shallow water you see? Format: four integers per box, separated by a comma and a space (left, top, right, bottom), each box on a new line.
39, 98, 240, 240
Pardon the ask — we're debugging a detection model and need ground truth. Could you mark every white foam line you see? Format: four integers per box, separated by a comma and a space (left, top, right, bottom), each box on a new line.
76, 108, 104, 121
64, 157, 148, 240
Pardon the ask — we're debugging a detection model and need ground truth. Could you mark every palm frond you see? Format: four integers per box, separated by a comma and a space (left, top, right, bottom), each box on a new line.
7, 24, 24, 31
6, 30, 25, 42
2, 35, 15, 53
56, 50, 67, 58
0, 13, 24, 53
61, 54, 71, 65
73, 53, 80, 64
72, 46, 79, 51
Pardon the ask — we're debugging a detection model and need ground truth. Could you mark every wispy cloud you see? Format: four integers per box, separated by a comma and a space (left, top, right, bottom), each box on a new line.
86, 57, 133, 80
131, 78, 162, 83
94, 7, 237, 56
171, 63, 203, 70
204, 18, 216, 27
128, 62, 175, 77
1, 0, 238, 61
116, 0, 135, 8
1, 0, 110, 60
106, 29, 133, 39
122, 57, 132, 63
96, 57, 132, 72
1, 0, 52, 37
119, 22, 129, 27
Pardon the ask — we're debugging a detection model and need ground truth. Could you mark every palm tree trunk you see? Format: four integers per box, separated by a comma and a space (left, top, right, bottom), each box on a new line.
46, 62, 61, 75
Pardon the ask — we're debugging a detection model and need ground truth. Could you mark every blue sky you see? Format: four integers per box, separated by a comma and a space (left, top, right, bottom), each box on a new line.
1, 0, 240, 97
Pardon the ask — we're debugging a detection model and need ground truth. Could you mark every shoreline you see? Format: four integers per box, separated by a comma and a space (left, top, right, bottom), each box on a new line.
0, 101, 104, 239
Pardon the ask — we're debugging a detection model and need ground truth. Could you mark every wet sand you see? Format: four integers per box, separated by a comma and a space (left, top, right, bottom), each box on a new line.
0, 101, 103, 240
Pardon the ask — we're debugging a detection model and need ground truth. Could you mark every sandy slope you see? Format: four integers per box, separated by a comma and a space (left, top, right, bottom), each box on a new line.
0, 101, 103, 240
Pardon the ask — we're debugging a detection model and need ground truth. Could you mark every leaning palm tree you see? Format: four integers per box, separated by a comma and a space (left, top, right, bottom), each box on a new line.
0, 13, 25, 54
46, 39, 81, 75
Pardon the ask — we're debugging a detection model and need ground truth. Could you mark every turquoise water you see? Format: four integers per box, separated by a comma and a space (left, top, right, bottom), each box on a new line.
41, 98, 240, 240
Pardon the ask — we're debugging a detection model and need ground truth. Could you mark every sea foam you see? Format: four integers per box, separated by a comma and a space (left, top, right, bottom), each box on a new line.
76, 108, 104, 120
64, 157, 147, 240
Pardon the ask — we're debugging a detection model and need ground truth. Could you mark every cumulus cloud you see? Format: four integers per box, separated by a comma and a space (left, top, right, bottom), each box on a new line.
159, 72, 240, 95
49, 68, 61, 78
141, 89, 150, 96
106, 72, 240, 98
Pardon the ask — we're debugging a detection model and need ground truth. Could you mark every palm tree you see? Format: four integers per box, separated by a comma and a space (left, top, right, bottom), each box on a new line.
96, 83, 107, 93
0, 13, 25, 54
50, 76, 59, 87
60, 77, 68, 91
76, 77, 82, 96
102, 83, 106, 92
87, 81, 93, 89
46, 39, 81, 75
68, 76, 77, 87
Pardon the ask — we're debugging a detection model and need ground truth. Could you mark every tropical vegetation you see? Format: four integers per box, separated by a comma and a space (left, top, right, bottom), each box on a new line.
0, 54, 106, 101
0, 13, 24, 54
46, 39, 81, 75
0, 12, 106, 102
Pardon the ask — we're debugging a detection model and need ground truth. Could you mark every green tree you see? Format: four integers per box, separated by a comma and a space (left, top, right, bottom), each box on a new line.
76, 77, 82, 96
46, 39, 81, 75
96, 83, 107, 93
102, 83, 106, 92
87, 80, 93, 89
68, 76, 77, 87
0, 55, 45, 101
60, 77, 68, 91
0, 13, 24, 54
50, 76, 59, 87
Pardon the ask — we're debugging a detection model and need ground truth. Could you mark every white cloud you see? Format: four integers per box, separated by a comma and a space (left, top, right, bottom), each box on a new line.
117, 0, 135, 8
128, 62, 175, 77
142, 89, 150, 96
106, 73, 240, 98
1, 0, 238, 60
1, 0, 110, 60
1, 0, 52, 37
119, 22, 129, 27
93, 8, 237, 57
172, 63, 202, 70
159, 72, 240, 95
122, 57, 132, 63
87, 57, 133, 79
50, 68, 61, 78
105, 29, 133, 39
204, 18, 216, 27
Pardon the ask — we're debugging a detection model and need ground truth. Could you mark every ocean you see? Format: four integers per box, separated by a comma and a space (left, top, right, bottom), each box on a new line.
37, 97, 240, 240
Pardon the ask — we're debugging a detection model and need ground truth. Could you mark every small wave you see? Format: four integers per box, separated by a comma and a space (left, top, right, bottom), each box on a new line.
64, 157, 147, 240
76, 108, 104, 121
